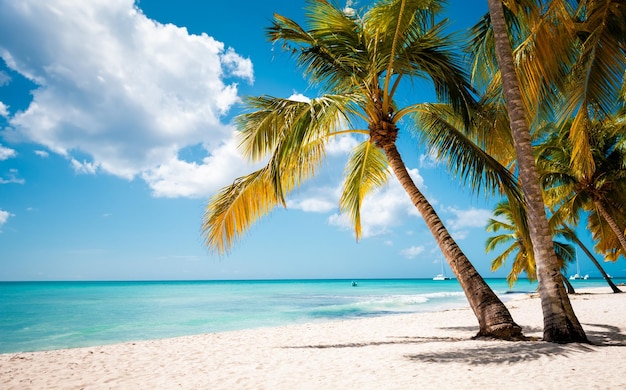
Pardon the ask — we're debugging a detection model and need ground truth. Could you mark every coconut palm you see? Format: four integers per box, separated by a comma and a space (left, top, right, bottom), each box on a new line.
486, 0, 587, 342
558, 0, 626, 175
538, 119, 626, 258
203, 0, 524, 339
485, 199, 574, 287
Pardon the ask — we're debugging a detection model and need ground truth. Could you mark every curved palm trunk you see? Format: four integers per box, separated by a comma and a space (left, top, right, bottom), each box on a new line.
487, 0, 587, 343
595, 200, 626, 255
572, 235, 622, 293
562, 274, 576, 294
382, 142, 524, 340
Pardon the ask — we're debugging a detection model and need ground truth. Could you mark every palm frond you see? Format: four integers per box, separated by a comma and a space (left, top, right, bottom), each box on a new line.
489, 244, 518, 270
485, 232, 517, 252
203, 168, 281, 254
411, 103, 522, 204
268, 0, 368, 91
339, 140, 390, 239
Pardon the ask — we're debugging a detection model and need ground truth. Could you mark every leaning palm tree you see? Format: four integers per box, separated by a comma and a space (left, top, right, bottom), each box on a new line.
203, 0, 524, 339
486, 0, 587, 342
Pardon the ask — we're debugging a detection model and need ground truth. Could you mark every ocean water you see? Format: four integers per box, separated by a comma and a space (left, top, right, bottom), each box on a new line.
0, 278, 620, 354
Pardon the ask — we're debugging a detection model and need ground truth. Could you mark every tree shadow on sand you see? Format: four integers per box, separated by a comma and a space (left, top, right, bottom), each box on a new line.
405, 341, 596, 365
281, 336, 466, 350
582, 323, 626, 346
282, 323, 624, 365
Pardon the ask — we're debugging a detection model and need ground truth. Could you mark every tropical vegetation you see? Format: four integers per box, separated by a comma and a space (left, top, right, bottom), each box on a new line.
202, 0, 524, 340
201, 0, 625, 344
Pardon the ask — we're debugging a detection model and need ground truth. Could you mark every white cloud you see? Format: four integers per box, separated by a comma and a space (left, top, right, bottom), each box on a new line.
221, 47, 253, 82
446, 207, 492, 230
71, 158, 99, 175
325, 134, 359, 155
34, 150, 49, 158
399, 245, 424, 259
0, 0, 253, 195
0, 209, 12, 231
445, 207, 492, 240
288, 197, 337, 213
288, 92, 311, 103
0, 101, 8, 118
287, 184, 339, 213
419, 151, 440, 169
344, 0, 357, 16
0, 144, 16, 160
141, 134, 261, 198
0, 168, 24, 184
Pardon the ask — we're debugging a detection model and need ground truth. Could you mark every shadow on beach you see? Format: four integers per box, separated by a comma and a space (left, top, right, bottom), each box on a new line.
405, 341, 596, 365
583, 323, 626, 346
281, 321, 625, 366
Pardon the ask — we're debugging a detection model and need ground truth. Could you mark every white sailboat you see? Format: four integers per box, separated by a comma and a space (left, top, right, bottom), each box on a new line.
569, 249, 589, 280
433, 257, 451, 281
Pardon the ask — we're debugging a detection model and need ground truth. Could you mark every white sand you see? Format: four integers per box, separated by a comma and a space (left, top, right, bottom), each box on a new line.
2, 287, 625, 389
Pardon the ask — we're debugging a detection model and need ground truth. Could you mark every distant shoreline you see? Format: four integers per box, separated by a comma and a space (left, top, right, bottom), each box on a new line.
1, 276, 624, 283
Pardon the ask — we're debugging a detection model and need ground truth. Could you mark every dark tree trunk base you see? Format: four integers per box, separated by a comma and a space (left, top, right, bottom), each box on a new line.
473, 323, 527, 341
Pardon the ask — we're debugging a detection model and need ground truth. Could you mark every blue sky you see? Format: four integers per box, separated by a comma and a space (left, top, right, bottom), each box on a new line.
0, 0, 623, 281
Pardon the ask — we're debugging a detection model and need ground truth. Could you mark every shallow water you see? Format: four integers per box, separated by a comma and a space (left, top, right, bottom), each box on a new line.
0, 278, 620, 353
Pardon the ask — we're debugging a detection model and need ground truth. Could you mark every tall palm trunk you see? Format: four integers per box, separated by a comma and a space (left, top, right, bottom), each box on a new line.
382, 141, 524, 339
487, 0, 587, 343
572, 235, 622, 293
595, 200, 626, 254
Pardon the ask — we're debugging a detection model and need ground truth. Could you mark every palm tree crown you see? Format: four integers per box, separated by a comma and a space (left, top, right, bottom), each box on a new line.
203, 0, 524, 340
538, 118, 626, 259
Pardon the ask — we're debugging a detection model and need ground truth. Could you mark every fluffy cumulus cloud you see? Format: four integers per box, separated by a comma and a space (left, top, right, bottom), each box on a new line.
0, 0, 254, 197
142, 133, 263, 198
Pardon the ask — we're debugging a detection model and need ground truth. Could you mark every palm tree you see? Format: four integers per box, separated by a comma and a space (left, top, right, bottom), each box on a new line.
538, 119, 626, 260
557, 0, 626, 176
203, 0, 524, 340
485, 199, 574, 288
486, 0, 587, 342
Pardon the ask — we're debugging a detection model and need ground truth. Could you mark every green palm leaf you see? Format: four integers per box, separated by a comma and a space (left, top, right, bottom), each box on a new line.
340, 140, 390, 239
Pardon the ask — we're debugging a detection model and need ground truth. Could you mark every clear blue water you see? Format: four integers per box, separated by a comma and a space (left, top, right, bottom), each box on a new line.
0, 278, 621, 353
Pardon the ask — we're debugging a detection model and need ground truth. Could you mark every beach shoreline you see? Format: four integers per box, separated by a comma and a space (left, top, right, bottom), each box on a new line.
2, 286, 625, 389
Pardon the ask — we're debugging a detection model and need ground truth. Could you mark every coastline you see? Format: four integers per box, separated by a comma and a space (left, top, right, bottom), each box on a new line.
1, 286, 625, 389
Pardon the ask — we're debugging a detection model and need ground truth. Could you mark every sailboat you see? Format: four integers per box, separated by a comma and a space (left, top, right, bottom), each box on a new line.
569, 249, 589, 280
433, 257, 451, 281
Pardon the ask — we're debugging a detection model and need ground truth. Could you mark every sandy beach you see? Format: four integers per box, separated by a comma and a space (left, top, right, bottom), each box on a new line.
1, 286, 624, 389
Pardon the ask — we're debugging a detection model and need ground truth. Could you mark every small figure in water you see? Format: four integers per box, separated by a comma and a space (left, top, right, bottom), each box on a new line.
351, 281, 358, 287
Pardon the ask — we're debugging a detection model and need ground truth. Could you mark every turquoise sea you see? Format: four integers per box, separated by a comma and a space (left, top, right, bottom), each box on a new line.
0, 278, 621, 354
